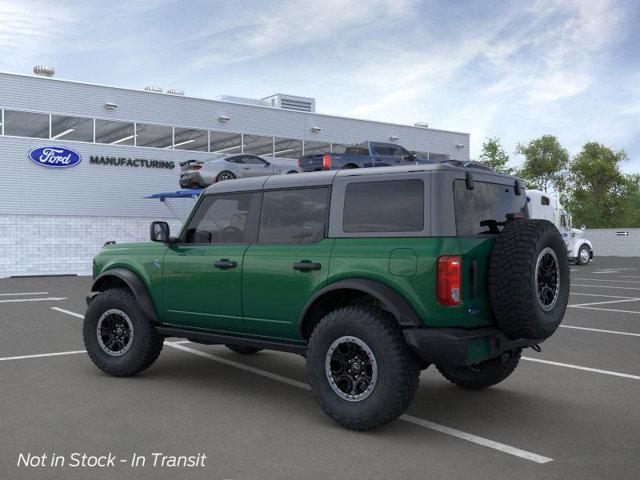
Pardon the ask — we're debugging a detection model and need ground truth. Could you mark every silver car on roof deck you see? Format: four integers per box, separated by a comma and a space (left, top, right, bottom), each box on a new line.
179, 154, 301, 188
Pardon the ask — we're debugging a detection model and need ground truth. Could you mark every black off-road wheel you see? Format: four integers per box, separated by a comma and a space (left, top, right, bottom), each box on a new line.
436, 349, 521, 390
83, 288, 164, 377
307, 305, 420, 431
225, 344, 263, 355
489, 219, 570, 340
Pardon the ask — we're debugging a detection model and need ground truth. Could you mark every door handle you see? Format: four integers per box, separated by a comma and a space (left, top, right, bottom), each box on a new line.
242, 167, 250, 170
293, 261, 321, 271
214, 259, 237, 269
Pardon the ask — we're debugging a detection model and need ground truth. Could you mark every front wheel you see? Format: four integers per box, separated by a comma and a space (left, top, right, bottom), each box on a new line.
576, 245, 591, 265
307, 305, 419, 431
83, 288, 163, 377
436, 349, 521, 390
216, 171, 236, 182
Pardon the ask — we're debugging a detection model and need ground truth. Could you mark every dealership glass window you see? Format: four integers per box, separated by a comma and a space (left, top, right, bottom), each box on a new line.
3, 110, 50, 139
273, 137, 303, 158
210, 131, 242, 154
343, 180, 424, 233
259, 188, 329, 243
173, 127, 208, 151
243, 135, 274, 156
50, 115, 94, 142
135, 123, 173, 148
95, 119, 135, 145
183, 193, 257, 244
303, 140, 331, 156
331, 143, 349, 154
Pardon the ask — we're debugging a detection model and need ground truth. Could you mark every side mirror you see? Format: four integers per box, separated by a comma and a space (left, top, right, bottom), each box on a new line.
581, 224, 586, 230
150, 221, 170, 242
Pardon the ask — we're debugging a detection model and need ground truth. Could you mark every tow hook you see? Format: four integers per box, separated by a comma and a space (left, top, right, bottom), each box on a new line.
530, 344, 542, 353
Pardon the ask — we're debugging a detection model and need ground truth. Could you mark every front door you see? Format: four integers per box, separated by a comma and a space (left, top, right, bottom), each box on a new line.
239, 155, 274, 178
162, 191, 260, 332
242, 187, 333, 340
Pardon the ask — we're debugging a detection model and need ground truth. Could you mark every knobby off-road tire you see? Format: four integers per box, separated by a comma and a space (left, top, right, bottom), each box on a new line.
489, 219, 570, 340
83, 288, 164, 377
307, 305, 420, 431
436, 349, 521, 390
225, 344, 263, 355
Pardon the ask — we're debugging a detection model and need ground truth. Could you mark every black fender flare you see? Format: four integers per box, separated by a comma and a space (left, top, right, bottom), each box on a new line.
298, 279, 422, 338
90, 268, 159, 322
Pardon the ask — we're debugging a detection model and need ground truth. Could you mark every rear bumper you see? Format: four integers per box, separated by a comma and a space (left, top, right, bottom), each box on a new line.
403, 326, 540, 367
179, 172, 205, 188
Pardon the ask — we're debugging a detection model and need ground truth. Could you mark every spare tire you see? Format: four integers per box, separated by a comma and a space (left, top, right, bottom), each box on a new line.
489, 219, 570, 340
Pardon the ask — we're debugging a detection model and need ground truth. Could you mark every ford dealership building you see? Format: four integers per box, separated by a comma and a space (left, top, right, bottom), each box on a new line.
0, 69, 470, 277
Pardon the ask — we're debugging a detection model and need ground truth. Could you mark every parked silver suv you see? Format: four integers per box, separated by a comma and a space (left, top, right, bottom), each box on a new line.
179, 154, 300, 188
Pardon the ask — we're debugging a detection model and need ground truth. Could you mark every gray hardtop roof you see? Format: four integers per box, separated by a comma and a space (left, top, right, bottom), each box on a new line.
202, 163, 519, 195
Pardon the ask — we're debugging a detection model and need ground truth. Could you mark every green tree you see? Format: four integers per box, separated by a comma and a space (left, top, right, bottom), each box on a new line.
620, 174, 640, 227
515, 135, 569, 193
478, 137, 514, 174
566, 142, 628, 228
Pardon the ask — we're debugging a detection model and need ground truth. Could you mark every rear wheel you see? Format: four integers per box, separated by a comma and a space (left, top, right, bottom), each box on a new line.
225, 344, 263, 355
576, 245, 591, 265
216, 171, 236, 182
307, 305, 419, 431
83, 288, 163, 377
436, 350, 521, 390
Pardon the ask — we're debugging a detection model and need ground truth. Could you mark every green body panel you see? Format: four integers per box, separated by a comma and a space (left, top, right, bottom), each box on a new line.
93, 242, 166, 311
91, 236, 497, 341
457, 236, 496, 328
241, 239, 334, 340
161, 243, 249, 331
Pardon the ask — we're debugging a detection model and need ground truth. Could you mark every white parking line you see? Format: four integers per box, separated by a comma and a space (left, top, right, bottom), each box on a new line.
569, 305, 640, 315
523, 357, 640, 381
569, 298, 640, 308
0, 292, 49, 296
570, 292, 638, 299
0, 297, 67, 304
51, 307, 85, 318
573, 278, 640, 284
166, 342, 552, 464
572, 284, 640, 291
0, 350, 86, 362
560, 325, 640, 337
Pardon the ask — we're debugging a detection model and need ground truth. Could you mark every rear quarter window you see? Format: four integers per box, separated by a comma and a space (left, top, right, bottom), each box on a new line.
454, 180, 527, 235
343, 179, 424, 233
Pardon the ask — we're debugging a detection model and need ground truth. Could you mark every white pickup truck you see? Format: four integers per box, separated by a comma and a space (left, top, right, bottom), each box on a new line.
526, 190, 594, 265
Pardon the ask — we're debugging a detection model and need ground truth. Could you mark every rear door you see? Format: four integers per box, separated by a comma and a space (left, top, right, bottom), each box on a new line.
371, 143, 394, 166
242, 187, 333, 340
162, 192, 260, 332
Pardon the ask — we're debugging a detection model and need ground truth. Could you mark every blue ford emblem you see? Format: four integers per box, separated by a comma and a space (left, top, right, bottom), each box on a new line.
28, 146, 82, 168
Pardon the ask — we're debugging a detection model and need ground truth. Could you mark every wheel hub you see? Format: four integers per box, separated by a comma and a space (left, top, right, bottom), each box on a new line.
97, 309, 134, 357
535, 247, 560, 312
325, 336, 378, 402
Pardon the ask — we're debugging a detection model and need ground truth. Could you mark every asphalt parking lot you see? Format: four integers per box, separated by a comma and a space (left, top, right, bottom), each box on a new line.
1, 257, 639, 480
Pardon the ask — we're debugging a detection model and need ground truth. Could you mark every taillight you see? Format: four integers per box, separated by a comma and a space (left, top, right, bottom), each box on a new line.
297, 159, 301, 167
437, 256, 461, 306
322, 153, 331, 169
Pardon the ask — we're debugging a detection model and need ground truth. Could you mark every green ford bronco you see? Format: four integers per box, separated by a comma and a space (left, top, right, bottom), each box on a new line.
85, 163, 569, 430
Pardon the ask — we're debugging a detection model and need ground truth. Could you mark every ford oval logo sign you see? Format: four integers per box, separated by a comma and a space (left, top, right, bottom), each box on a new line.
28, 146, 82, 168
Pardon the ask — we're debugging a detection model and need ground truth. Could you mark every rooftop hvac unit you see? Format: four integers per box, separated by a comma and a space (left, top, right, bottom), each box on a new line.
217, 95, 270, 107
262, 93, 316, 113
33, 65, 55, 77
167, 88, 185, 96
144, 85, 163, 93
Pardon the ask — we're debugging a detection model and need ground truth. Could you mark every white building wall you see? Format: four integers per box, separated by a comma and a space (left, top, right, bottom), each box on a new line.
583, 229, 640, 257
0, 215, 184, 277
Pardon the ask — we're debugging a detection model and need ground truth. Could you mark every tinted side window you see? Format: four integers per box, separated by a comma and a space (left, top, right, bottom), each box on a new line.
388, 145, 408, 158
343, 180, 424, 232
541, 196, 550, 205
373, 144, 390, 156
183, 193, 257, 244
259, 188, 329, 243
454, 180, 528, 235
226, 156, 244, 164
243, 155, 267, 165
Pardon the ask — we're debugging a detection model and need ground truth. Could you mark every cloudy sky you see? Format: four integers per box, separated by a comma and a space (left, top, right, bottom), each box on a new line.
1, 0, 639, 170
